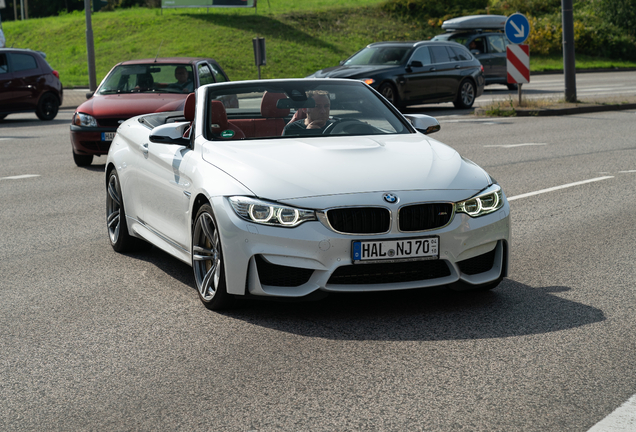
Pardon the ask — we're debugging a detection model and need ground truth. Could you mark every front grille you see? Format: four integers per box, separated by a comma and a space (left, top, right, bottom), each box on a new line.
98, 119, 126, 127
79, 141, 110, 153
255, 255, 314, 287
326, 207, 390, 234
457, 248, 496, 275
328, 260, 451, 285
399, 203, 453, 231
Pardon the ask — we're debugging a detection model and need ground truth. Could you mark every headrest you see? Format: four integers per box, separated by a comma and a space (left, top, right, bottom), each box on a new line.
210, 100, 228, 131
184, 93, 195, 122
261, 92, 290, 118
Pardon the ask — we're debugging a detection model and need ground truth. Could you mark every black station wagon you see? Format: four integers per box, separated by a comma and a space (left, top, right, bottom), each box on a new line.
308, 40, 485, 110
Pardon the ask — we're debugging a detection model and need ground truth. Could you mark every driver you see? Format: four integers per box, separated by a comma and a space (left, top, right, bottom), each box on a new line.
169, 66, 193, 93
282, 90, 334, 135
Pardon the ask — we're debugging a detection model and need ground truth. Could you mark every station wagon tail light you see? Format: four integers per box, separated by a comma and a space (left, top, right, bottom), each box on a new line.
360, 78, 375, 86
52, 70, 60, 79
480, 65, 484, 73
455, 184, 504, 217
229, 197, 316, 227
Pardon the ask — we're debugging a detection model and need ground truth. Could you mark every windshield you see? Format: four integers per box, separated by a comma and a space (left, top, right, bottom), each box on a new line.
204, 80, 413, 141
98, 63, 194, 95
344, 46, 411, 66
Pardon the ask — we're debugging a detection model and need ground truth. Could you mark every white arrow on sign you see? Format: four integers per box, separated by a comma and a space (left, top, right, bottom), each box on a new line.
510, 21, 525, 38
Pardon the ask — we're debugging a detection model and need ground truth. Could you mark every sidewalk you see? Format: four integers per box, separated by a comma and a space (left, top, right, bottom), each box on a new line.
475, 94, 636, 117
61, 89, 92, 109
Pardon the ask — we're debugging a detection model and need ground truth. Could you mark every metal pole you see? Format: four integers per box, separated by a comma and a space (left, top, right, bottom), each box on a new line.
518, 83, 522, 106
24, 0, 27, 19
84, 0, 97, 91
20, 0, 24, 20
562, 0, 576, 102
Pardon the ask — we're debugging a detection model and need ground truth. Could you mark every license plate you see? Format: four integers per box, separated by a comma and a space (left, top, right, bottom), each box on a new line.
352, 237, 439, 263
101, 132, 116, 141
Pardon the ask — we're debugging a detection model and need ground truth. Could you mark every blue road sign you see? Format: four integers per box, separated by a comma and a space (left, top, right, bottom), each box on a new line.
505, 13, 530, 44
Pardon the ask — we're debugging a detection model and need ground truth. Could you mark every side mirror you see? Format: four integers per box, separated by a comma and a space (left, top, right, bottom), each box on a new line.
339, 60, 346, 66
86, 91, 94, 99
403, 114, 441, 135
408, 60, 423, 68
149, 122, 191, 145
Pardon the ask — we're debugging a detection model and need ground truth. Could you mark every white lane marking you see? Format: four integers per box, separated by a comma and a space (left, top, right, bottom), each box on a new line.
508, 176, 614, 201
0, 174, 41, 180
484, 143, 548, 148
587, 394, 636, 432
619, 170, 636, 173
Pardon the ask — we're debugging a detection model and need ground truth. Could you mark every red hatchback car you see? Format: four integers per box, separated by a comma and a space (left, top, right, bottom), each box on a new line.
0, 48, 63, 121
70, 57, 231, 166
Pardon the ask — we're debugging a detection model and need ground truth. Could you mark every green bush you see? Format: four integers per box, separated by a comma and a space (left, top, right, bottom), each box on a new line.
381, 0, 489, 20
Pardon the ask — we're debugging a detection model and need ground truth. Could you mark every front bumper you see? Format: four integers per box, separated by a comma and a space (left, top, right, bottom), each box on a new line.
211, 196, 511, 298
70, 125, 117, 156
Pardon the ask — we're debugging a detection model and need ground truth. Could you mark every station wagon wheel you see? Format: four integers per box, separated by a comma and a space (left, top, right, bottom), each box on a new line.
36, 92, 59, 121
454, 79, 476, 109
192, 205, 233, 310
378, 83, 403, 110
106, 169, 138, 252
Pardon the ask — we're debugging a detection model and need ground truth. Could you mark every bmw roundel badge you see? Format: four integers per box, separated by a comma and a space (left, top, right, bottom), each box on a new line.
383, 193, 398, 204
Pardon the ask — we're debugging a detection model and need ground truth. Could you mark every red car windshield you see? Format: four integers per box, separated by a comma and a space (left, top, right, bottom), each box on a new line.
98, 64, 194, 95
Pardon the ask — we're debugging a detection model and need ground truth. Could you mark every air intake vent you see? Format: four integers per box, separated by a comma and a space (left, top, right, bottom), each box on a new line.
326, 207, 390, 234
328, 260, 451, 285
399, 203, 453, 232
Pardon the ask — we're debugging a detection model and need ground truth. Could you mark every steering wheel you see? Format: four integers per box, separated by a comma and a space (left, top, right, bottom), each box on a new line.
322, 118, 379, 135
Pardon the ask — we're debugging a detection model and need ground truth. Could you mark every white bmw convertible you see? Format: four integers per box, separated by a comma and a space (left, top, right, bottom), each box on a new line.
106, 78, 510, 310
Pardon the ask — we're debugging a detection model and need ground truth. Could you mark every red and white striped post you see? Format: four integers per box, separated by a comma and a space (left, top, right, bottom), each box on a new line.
507, 44, 530, 104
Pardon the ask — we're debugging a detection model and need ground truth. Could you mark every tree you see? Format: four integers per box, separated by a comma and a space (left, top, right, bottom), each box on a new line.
598, 0, 636, 36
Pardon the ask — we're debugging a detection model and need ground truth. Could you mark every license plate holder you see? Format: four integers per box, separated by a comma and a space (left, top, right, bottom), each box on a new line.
352, 236, 439, 264
101, 132, 116, 141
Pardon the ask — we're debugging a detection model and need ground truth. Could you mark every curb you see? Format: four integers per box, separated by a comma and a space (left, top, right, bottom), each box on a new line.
475, 102, 636, 117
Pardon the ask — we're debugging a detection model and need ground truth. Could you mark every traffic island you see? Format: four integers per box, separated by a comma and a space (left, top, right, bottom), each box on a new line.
474, 97, 636, 117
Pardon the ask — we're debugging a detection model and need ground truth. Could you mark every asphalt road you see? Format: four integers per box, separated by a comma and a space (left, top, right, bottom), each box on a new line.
1, 81, 636, 430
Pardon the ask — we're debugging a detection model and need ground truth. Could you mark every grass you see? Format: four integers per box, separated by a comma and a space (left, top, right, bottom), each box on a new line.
3, 3, 636, 88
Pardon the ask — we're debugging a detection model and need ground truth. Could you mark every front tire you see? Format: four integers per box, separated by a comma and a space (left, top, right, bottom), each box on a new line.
453, 79, 476, 109
73, 150, 93, 167
192, 205, 234, 310
378, 83, 404, 110
106, 169, 138, 252
36, 93, 59, 120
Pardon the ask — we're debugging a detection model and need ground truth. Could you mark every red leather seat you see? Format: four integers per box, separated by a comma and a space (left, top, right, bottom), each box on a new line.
210, 100, 245, 140
259, 92, 289, 136
183, 93, 195, 138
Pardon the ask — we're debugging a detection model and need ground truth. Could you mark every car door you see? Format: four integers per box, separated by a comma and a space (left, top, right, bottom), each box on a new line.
7, 52, 41, 110
0, 53, 15, 111
402, 46, 439, 103
428, 45, 459, 99
135, 141, 195, 250
485, 34, 507, 82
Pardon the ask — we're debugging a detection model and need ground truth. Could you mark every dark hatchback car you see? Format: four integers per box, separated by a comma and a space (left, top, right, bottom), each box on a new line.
70, 57, 231, 166
431, 15, 516, 90
0, 48, 63, 121
308, 41, 485, 110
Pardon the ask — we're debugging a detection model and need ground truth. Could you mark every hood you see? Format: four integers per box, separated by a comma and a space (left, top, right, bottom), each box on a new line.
76, 93, 187, 118
202, 134, 491, 202
311, 64, 402, 79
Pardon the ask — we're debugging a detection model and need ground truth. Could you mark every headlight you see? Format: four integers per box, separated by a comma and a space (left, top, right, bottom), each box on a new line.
455, 184, 504, 217
229, 197, 316, 228
73, 112, 98, 127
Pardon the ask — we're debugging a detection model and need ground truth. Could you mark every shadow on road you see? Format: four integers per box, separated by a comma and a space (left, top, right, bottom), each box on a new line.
220, 280, 605, 341
134, 246, 605, 342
